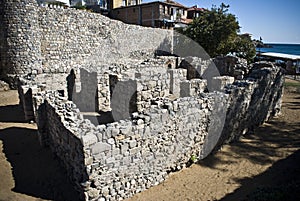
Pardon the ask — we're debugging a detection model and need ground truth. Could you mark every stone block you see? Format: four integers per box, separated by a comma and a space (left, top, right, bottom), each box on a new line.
106, 157, 115, 164
120, 125, 131, 135
91, 142, 111, 154
211, 76, 235, 92
87, 188, 100, 199
107, 138, 115, 145
180, 81, 191, 97
128, 140, 137, 148
121, 143, 129, 154
101, 187, 110, 197
81, 134, 98, 147
85, 157, 93, 166
111, 128, 119, 137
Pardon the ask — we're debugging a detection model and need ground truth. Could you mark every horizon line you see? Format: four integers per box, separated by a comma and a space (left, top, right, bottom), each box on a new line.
264, 42, 300, 45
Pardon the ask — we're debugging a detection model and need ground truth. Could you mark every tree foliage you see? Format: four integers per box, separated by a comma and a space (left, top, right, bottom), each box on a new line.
179, 3, 256, 62
234, 34, 257, 62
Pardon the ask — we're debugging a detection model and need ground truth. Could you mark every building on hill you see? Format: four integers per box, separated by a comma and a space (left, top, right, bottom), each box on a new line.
65, 0, 142, 14
187, 5, 206, 19
69, 0, 142, 9
110, 0, 142, 9
110, 0, 190, 28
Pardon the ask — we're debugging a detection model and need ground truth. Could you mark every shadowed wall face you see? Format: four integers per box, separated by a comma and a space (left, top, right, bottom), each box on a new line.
0, 98, 81, 201
73, 69, 98, 112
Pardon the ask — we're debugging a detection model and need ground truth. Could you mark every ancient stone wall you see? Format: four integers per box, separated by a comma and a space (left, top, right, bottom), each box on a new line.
0, 0, 172, 79
32, 64, 284, 201
34, 92, 88, 200
37, 7, 172, 73
34, 89, 217, 200
216, 66, 284, 147
1, 1, 285, 201
0, 0, 41, 80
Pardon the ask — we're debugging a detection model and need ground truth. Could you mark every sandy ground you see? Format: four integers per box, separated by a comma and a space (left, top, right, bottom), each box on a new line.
0, 91, 80, 201
0, 78, 299, 201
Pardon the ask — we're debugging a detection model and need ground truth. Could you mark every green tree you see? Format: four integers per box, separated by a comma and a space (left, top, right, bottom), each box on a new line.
234, 34, 256, 62
179, 3, 256, 62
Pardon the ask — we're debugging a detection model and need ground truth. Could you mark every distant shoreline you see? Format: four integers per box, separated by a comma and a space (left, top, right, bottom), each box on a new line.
256, 43, 300, 56
256, 44, 272, 48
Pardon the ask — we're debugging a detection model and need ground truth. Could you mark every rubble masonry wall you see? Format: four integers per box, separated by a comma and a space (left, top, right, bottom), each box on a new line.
34, 66, 284, 201
0, 0, 172, 78
1, 1, 285, 201
35, 90, 219, 200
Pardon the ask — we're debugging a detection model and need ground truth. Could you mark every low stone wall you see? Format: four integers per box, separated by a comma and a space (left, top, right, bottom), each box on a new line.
32, 64, 284, 201
213, 55, 249, 79
34, 92, 88, 200
34, 89, 222, 200
216, 66, 284, 147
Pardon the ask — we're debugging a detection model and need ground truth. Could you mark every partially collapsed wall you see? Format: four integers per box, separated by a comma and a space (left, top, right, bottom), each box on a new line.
1, 1, 285, 201
31, 63, 284, 201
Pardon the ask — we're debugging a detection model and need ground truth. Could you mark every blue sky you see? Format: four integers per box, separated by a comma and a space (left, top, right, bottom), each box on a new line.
143, 0, 300, 44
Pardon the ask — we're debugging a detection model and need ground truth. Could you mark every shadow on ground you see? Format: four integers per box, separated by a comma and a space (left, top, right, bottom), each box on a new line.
220, 149, 300, 201
198, 120, 300, 169
197, 88, 300, 201
0, 104, 27, 123
0, 104, 81, 201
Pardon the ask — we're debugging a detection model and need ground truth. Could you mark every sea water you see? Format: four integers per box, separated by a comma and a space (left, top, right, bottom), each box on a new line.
257, 43, 300, 55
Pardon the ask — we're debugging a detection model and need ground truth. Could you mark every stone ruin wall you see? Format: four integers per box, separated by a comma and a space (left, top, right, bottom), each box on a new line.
34, 89, 216, 200
218, 66, 284, 145
0, 0, 172, 80
31, 65, 284, 201
1, 0, 174, 121
1, 1, 285, 201
0, 0, 42, 79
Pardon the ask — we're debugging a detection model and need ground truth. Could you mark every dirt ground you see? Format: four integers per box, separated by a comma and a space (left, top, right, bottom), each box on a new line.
0, 78, 299, 201
0, 91, 80, 201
